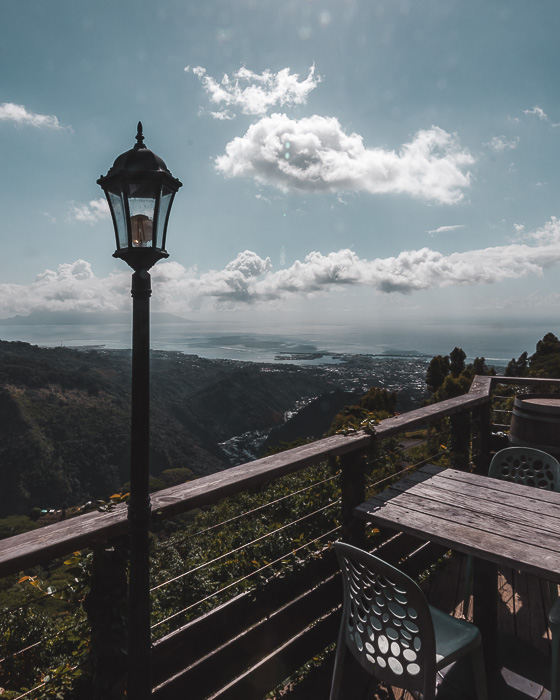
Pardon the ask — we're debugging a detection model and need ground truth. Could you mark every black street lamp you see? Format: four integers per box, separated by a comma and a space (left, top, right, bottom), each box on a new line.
98, 122, 182, 699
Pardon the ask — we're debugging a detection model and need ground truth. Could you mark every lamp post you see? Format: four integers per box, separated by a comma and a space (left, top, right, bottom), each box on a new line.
98, 123, 182, 699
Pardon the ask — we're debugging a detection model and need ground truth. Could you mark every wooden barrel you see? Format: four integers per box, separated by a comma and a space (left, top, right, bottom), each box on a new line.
509, 394, 560, 457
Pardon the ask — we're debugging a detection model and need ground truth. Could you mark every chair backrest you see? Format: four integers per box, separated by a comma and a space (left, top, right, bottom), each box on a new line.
489, 447, 560, 491
334, 541, 436, 696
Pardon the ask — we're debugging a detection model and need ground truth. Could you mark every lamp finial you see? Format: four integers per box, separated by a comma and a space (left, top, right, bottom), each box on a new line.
135, 121, 145, 149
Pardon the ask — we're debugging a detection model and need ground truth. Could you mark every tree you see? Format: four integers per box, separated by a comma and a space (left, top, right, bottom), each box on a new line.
449, 347, 466, 377
529, 333, 560, 378
329, 386, 398, 434
505, 351, 528, 377
426, 348, 497, 400
432, 374, 472, 403
426, 355, 450, 393
359, 387, 397, 415
469, 357, 495, 377
535, 332, 560, 355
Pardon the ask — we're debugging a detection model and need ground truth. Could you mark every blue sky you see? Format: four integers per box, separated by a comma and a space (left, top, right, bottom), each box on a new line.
1, 0, 560, 339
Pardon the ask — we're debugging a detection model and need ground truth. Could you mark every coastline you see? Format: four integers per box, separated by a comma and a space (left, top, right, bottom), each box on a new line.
0, 320, 521, 368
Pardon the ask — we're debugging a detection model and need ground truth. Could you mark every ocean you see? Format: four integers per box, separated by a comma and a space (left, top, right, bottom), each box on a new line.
0, 318, 554, 368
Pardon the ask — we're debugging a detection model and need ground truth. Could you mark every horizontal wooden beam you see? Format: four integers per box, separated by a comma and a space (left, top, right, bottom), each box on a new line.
0, 504, 129, 577
490, 375, 560, 389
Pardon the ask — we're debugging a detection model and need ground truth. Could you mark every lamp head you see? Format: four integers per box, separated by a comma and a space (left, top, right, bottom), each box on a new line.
97, 122, 182, 271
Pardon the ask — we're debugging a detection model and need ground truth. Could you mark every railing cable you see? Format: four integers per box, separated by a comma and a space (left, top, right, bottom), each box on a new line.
0, 580, 81, 619
151, 498, 340, 592
10, 661, 83, 699
156, 470, 340, 548
0, 617, 88, 665
151, 525, 341, 630
365, 451, 445, 493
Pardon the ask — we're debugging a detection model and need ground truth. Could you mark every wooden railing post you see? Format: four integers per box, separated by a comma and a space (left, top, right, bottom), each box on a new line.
449, 412, 470, 471
471, 402, 492, 475
78, 538, 129, 699
340, 449, 368, 549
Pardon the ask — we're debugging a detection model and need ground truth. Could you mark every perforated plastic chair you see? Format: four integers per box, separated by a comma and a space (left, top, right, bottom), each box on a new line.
488, 446, 560, 489
330, 542, 488, 700
463, 447, 560, 615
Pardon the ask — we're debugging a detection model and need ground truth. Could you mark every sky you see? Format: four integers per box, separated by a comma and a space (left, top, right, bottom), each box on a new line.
1, 0, 560, 345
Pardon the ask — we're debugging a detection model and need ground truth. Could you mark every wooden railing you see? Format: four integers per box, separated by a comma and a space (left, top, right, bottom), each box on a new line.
1, 374, 559, 699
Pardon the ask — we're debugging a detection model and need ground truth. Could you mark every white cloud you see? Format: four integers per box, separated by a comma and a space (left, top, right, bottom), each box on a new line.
225, 249, 272, 277
486, 135, 519, 152
149, 216, 560, 302
210, 110, 236, 121
525, 216, 560, 244
523, 106, 548, 120
0, 261, 129, 317
216, 114, 474, 204
152, 251, 273, 306
68, 198, 110, 224
427, 225, 465, 236
4, 218, 560, 318
188, 65, 320, 118
248, 217, 560, 297
0, 103, 68, 130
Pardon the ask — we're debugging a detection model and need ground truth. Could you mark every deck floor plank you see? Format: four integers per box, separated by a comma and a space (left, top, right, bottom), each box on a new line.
375, 553, 552, 700
497, 566, 515, 637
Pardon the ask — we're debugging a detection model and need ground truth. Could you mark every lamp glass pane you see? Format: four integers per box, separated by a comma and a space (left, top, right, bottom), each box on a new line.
108, 191, 128, 249
128, 183, 156, 248
156, 186, 173, 249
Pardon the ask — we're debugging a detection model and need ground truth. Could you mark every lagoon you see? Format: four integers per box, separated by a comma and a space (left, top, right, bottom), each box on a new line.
0, 318, 552, 367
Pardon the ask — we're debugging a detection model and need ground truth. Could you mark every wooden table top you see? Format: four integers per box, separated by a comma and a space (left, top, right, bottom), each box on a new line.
355, 464, 560, 583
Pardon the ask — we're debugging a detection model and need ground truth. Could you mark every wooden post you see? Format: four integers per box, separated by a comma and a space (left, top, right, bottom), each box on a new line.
339, 441, 379, 696
449, 412, 470, 471
473, 557, 498, 670
471, 402, 492, 475
340, 450, 367, 549
80, 539, 128, 699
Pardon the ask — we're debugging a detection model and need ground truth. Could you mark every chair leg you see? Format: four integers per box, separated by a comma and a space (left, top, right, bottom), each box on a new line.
552, 632, 560, 700
470, 644, 488, 700
551, 603, 560, 700
420, 678, 436, 700
329, 630, 347, 700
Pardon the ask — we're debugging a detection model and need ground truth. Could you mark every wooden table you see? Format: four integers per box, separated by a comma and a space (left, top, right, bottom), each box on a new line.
354, 464, 560, 697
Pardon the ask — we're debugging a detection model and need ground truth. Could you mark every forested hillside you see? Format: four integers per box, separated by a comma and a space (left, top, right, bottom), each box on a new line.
0, 338, 435, 518
505, 332, 560, 378
0, 341, 344, 516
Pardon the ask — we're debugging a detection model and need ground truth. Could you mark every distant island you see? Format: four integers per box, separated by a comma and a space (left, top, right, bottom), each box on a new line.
274, 350, 432, 361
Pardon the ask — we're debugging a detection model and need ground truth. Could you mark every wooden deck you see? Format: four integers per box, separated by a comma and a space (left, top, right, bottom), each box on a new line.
393, 552, 554, 699
293, 550, 555, 700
